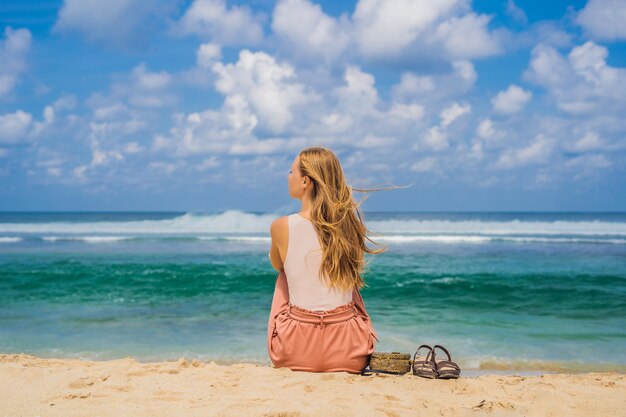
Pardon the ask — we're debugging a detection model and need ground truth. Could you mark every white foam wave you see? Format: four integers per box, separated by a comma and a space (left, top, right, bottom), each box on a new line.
368, 218, 626, 236
378, 235, 491, 243
0, 236, 22, 243
378, 235, 626, 244
0, 210, 276, 235
42, 236, 133, 243
0, 210, 625, 239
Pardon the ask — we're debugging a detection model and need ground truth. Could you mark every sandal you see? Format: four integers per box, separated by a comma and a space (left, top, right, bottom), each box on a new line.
432, 345, 461, 379
412, 344, 437, 379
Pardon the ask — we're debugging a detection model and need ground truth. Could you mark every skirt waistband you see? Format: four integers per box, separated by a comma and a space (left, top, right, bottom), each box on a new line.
287, 301, 358, 327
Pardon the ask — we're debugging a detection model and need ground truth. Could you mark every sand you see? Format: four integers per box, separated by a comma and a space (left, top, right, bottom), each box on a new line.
0, 353, 624, 417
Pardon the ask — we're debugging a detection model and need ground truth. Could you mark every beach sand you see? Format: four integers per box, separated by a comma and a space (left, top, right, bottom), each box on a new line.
1, 353, 624, 417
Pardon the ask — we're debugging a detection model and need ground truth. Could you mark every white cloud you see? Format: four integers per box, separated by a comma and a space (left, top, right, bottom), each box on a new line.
491, 84, 532, 114
0, 27, 32, 97
577, 0, 626, 41
564, 153, 611, 170
564, 153, 612, 181
388, 103, 425, 120
475, 118, 504, 143
420, 126, 448, 151
71, 123, 128, 182
566, 132, 605, 152
506, 0, 528, 25
392, 61, 476, 102
174, 0, 264, 46
0, 110, 33, 144
352, 0, 458, 58
335, 66, 378, 114
524, 41, 626, 115
351, 0, 505, 61
196, 43, 222, 68
154, 95, 257, 156
411, 156, 437, 172
440, 102, 470, 127
355, 135, 396, 149
123, 141, 143, 154
272, 0, 351, 64
213, 50, 318, 134
492, 134, 554, 169
434, 13, 502, 59
195, 155, 221, 171
87, 63, 176, 125
53, 0, 174, 45
149, 160, 183, 174
94, 104, 128, 121
132, 63, 171, 90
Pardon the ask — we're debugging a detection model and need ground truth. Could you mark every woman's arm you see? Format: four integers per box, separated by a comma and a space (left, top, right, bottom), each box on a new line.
269, 217, 287, 272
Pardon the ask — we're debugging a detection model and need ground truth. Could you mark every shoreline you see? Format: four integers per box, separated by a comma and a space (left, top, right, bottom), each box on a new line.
3, 350, 624, 376
1, 353, 624, 416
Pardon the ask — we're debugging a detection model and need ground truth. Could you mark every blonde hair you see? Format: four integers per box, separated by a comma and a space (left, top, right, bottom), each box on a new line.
297, 146, 407, 291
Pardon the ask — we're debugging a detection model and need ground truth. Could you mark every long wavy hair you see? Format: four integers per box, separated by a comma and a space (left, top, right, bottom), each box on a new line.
297, 147, 406, 291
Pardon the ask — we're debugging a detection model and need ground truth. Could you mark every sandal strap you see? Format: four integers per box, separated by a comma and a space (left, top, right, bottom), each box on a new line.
413, 344, 433, 362
433, 344, 452, 361
413, 362, 436, 371
436, 360, 460, 370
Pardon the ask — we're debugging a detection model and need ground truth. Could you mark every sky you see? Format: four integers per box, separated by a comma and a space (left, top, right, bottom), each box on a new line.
0, 0, 625, 213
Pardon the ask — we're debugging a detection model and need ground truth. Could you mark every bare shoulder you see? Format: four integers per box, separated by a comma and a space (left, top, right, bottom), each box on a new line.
270, 216, 289, 238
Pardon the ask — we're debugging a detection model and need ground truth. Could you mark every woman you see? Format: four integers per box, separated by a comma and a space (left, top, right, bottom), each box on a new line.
267, 146, 388, 373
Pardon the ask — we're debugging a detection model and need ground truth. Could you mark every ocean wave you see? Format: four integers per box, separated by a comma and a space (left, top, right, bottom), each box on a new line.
378, 235, 626, 244
0, 236, 22, 243
0, 233, 621, 246
199, 236, 271, 242
0, 210, 625, 239
42, 236, 134, 243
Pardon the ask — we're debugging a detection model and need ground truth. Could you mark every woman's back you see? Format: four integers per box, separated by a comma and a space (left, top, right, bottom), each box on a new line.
283, 213, 353, 311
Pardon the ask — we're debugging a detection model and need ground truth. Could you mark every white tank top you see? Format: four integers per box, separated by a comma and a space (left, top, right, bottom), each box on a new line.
283, 213, 353, 311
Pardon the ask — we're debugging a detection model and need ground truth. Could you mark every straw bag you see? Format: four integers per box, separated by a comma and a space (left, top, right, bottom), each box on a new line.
360, 352, 412, 375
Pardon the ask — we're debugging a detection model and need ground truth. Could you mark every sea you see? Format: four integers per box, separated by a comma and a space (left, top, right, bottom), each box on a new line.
1, 210, 625, 375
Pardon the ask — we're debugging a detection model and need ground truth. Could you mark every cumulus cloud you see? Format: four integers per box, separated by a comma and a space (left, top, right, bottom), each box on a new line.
577, 0, 626, 41
524, 41, 626, 115
272, 0, 351, 64
388, 103, 425, 120
392, 61, 477, 102
174, 0, 264, 46
53, 0, 176, 45
565, 132, 607, 152
476, 119, 504, 143
268, 0, 506, 65
88, 62, 176, 130
491, 84, 532, 114
71, 123, 129, 181
434, 13, 502, 59
492, 134, 554, 170
152, 94, 259, 156
334, 66, 378, 115
440, 102, 471, 127
196, 43, 222, 68
352, 0, 505, 61
0, 110, 33, 144
352, 0, 458, 58
0, 27, 32, 97
212, 50, 318, 134
411, 156, 437, 172
506, 0, 528, 25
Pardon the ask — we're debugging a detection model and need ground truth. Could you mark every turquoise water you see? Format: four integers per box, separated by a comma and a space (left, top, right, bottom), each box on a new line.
1, 210, 625, 373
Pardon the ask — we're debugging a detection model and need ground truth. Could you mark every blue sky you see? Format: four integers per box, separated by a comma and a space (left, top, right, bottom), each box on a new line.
0, 0, 625, 212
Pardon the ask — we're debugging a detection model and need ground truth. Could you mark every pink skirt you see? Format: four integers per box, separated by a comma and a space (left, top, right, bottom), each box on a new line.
267, 270, 380, 373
